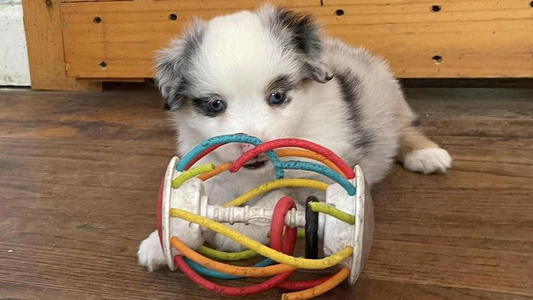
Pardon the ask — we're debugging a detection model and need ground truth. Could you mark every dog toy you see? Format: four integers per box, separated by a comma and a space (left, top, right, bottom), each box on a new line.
156, 134, 374, 299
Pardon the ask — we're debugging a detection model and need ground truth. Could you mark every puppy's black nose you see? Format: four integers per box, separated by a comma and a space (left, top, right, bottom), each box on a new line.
163, 103, 170, 110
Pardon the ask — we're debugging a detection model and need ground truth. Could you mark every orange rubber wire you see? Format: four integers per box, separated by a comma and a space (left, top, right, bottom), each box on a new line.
281, 267, 351, 300
197, 161, 231, 181
170, 236, 296, 277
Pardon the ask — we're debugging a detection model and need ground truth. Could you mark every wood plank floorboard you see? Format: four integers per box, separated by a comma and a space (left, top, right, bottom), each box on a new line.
1, 86, 532, 299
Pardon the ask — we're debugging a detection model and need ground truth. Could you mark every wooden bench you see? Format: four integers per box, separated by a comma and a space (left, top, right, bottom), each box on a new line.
22, 0, 533, 91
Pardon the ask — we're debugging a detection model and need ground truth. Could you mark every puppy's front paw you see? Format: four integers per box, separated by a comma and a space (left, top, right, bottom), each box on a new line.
212, 224, 270, 252
137, 231, 166, 272
403, 147, 452, 174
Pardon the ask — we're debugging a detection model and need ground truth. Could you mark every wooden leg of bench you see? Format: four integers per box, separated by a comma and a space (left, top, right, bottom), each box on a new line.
22, 0, 101, 91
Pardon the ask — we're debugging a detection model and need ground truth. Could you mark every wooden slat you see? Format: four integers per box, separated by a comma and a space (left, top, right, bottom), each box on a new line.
62, 0, 132, 2
21, 0, 101, 91
60, 0, 533, 79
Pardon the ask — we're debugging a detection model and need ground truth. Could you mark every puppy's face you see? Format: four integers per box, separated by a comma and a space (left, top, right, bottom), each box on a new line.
156, 6, 331, 164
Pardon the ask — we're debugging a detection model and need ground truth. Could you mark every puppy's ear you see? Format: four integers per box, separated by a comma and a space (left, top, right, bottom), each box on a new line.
155, 43, 186, 111
155, 19, 205, 111
259, 5, 332, 83
304, 61, 334, 83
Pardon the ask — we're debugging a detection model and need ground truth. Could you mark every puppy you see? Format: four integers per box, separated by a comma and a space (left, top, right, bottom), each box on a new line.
138, 4, 452, 271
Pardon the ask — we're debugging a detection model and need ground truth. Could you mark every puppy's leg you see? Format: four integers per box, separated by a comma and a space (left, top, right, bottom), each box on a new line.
396, 101, 452, 174
137, 230, 166, 272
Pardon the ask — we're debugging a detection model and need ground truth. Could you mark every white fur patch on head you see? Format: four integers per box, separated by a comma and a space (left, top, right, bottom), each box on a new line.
190, 11, 300, 99
158, 6, 338, 163
403, 147, 452, 174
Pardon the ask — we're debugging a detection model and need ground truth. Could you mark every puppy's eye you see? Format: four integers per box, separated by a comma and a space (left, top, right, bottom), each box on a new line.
268, 91, 286, 105
208, 99, 226, 113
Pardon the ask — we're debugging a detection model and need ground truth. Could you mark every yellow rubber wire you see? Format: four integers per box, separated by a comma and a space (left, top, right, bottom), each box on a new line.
199, 232, 303, 261
171, 236, 296, 277
308, 202, 355, 225
223, 179, 328, 207
172, 162, 255, 260
170, 208, 353, 269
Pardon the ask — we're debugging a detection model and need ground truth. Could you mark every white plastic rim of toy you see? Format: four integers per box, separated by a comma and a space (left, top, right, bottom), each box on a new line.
349, 165, 374, 284
161, 156, 207, 271
322, 165, 374, 285
161, 156, 179, 271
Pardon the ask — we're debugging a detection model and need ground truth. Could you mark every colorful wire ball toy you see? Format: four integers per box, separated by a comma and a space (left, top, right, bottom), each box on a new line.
156, 134, 374, 299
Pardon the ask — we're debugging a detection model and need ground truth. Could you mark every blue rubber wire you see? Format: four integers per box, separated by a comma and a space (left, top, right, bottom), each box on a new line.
175, 134, 284, 179
184, 257, 275, 279
278, 161, 356, 196
176, 134, 356, 194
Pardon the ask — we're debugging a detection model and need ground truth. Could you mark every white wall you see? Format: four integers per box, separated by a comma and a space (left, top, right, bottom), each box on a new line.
0, 0, 31, 86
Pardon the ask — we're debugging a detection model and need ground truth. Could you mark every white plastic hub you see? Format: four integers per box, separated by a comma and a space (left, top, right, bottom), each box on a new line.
322, 165, 374, 285
200, 202, 325, 229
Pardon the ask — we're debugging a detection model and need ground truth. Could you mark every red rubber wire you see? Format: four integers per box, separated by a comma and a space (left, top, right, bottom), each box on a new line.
174, 256, 295, 296
270, 196, 298, 254
173, 196, 298, 296
277, 275, 334, 291
174, 252, 334, 293
174, 196, 336, 295
229, 138, 355, 179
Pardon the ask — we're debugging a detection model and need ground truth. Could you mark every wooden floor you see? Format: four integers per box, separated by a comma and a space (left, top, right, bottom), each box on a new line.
0, 86, 532, 300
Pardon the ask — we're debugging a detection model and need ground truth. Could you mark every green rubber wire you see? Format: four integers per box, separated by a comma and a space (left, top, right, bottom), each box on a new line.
308, 202, 356, 225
